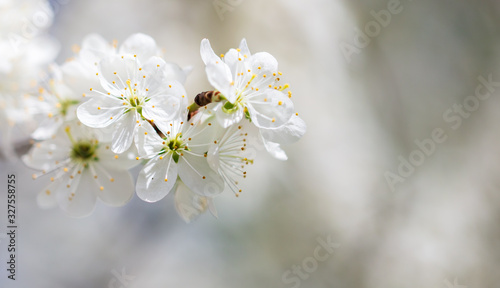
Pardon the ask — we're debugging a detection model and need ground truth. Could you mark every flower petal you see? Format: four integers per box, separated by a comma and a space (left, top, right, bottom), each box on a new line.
37, 180, 60, 209
80, 33, 115, 65
56, 168, 97, 218
99, 142, 139, 170
119, 33, 158, 63
98, 55, 138, 93
239, 38, 251, 57
262, 138, 288, 161
110, 111, 137, 154
136, 155, 178, 202
174, 180, 211, 223
76, 96, 123, 128
259, 115, 306, 144
178, 153, 225, 197
205, 62, 236, 102
95, 167, 134, 207
134, 122, 164, 158
31, 117, 62, 140
200, 39, 219, 65
215, 102, 244, 128
247, 89, 294, 128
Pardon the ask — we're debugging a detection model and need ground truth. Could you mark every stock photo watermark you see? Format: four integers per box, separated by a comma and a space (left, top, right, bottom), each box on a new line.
108, 267, 135, 288
8, 0, 70, 53
443, 278, 468, 288
385, 74, 500, 192
339, 0, 413, 63
213, 0, 244, 21
281, 235, 340, 288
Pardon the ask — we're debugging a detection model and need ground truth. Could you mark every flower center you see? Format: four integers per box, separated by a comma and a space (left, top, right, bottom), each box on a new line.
70, 141, 98, 163
125, 79, 146, 115
161, 133, 189, 163
57, 99, 79, 116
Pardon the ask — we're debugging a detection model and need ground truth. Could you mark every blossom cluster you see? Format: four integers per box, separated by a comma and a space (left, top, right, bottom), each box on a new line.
5, 5, 305, 221
0, 0, 59, 160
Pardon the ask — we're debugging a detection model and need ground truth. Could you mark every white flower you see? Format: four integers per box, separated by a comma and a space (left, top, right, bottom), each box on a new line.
26, 65, 83, 140
0, 0, 59, 158
65, 33, 191, 93
200, 38, 294, 129
77, 54, 188, 154
174, 180, 217, 223
134, 113, 225, 202
207, 121, 254, 197
22, 121, 138, 217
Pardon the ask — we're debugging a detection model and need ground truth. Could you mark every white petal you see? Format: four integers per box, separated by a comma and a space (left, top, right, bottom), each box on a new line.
262, 138, 288, 161
31, 117, 62, 140
99, 142, 140, 170
206, 144, 220, 172
200, 39, 219, 65
178, 153, 225, 197
205, 62, 236, 102
247, 89, 294, 129
80, 33, 115, 64
98, 55, 138, 93
239, 38, 251, 57
163, 62, 191, 84
259, 115, 306, 144
22, 137, 70, 172
77, 97, 123, 128
111, 112, 137, 154
134, 122, 164, 158
215, 102, 244, 128
96, 167, 134, 207
56, 169, 97, 218
119, 33, 158, 63
37, 180, 60, 209
136, 155, 178, 202
174, 180, 211, 223
142, 56, 168, 93
248, 52, 278, 74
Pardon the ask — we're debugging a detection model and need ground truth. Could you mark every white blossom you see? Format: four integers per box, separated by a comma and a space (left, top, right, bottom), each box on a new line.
22, 121, 138, 217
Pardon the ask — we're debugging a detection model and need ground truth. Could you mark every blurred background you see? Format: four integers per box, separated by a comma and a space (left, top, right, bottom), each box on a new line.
2, 0, 500, 287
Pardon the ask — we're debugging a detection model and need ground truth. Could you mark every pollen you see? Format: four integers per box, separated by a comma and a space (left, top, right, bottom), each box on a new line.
272, 118, 276, 123
136, 157, 140, 160
45, 190, 51, 195
48, 113, 53, 118
278, 101, 283, 105
63, 167, 68, 172
220, 54, 225, 58
90, 88, 93, 91
202, 176, 206, 179
97, 107, 101, 110
50, 177, 54, 182
114, 155, 119, 159
110, 178, 115, 182
164, 178, 168, 182
100, 186, 104, 191
144, 132, 148, 135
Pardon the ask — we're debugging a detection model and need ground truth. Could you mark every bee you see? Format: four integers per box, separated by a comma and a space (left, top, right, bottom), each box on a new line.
188, 91, 223, 120
194, 91, 221, 106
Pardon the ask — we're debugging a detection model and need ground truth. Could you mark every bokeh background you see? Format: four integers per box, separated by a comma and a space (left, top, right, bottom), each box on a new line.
2, 0, 500, 287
